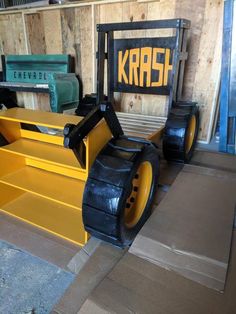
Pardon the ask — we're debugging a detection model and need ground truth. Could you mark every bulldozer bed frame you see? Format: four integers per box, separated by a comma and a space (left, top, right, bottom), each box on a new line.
0, 19, 199, 247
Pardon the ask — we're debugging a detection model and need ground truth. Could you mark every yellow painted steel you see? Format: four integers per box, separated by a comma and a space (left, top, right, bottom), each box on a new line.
86, 118, 112, 170
148, 125, 164, 145
0, 150, 26, 177
0, 119, 21, 142
125, 161, 153, 228
0, 182, 25, 207
0, 138, 84, 170
0, 166, 84, 210
185, 115, 196, 153
0, 108, 113, 246
0, 107, 82, 129
25, 158, 87, 181
20, 129, 64, 146
0, 183, 86, 246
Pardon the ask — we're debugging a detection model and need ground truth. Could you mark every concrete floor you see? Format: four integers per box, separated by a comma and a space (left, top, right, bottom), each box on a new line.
0, 240, 75, 314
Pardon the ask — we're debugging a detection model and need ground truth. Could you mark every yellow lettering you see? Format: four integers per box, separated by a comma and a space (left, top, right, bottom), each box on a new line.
118, 50, 129, 84
151, 48, 164, 87
118, 47, 173, 88
129, 48, 140, 86
163, 48, 173, 86
139, 47, 152, 87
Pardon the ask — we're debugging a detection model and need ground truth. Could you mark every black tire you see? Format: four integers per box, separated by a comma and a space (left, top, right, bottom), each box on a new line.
163, 104, 199, 163
82, 137, 159, 247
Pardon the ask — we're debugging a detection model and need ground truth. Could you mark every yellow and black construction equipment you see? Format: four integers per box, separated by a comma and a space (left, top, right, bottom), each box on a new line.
0, 19, 199, 247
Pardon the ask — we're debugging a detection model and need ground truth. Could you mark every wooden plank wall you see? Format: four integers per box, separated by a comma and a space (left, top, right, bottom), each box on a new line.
0, 0, 223, 142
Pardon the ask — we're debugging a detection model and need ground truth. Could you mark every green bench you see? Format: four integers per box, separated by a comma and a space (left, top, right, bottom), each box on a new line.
0, 54, 80, 113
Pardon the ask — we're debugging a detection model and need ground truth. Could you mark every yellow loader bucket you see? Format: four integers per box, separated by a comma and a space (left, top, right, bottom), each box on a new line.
0, 108, 111, 246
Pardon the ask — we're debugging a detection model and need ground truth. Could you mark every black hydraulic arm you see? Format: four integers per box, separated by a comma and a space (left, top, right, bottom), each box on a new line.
64, 102, 123, 168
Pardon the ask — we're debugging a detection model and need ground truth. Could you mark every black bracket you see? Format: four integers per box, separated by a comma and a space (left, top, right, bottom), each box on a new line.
64, 102, 124, 168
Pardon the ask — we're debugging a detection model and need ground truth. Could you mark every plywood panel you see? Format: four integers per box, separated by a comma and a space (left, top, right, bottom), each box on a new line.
25, 10, 62, 110
74, 6, 93, 95
21, 13, 46, 110
0, 14, 30, 108
175, 0, 206, 100
192, 0, 223, 141
0, 14, 26, 55
61, 8, 76, 56
33, 93, 51, 111
43, 10, 63, 54
25, 13, 46, 54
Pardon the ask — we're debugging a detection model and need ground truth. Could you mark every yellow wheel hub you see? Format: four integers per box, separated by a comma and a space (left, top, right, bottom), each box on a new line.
185, 115, 196, 153
124, 161, 153, 228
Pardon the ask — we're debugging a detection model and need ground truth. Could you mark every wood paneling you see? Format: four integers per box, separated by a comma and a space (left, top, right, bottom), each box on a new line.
43, 10, 63, 54
25, 13, 46, 54
0, 14, 32, 108
192, 0, 223, 141
0, 0, 223, 142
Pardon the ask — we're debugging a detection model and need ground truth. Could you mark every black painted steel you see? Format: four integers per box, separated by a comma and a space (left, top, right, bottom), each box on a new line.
64, 102, 123, 167
97, 32, 106, 104
97, 19, 190, 32
96, 18, 190, 105
112, 37, 176, 95
75, 94, 97, 116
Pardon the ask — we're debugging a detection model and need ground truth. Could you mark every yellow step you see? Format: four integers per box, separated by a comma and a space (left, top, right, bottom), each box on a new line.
0, 138, 79, 169
0, 138, 86, 179
0, 183, 87, 246
0, 107, 82, 130
0, 166, 84, 210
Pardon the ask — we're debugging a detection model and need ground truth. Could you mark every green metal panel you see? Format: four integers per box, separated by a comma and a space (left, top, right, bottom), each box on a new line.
5, 55, 70, 84
48, 73, 79, 113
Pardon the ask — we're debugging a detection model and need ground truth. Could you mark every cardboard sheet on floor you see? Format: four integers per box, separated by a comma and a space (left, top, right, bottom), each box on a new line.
79, 231, 236, 314
192, 150, 236, 172
129, 164, 236, 291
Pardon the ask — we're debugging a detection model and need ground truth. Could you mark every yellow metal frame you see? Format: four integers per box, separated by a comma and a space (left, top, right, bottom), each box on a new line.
148, 126, 165, 145
0, 108, 111, 246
